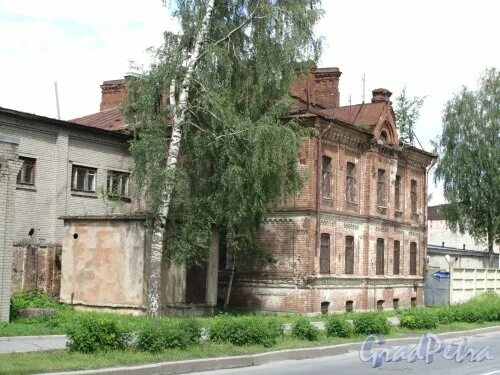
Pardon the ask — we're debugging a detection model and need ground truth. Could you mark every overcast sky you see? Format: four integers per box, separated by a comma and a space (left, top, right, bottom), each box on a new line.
0, 0, 498, 204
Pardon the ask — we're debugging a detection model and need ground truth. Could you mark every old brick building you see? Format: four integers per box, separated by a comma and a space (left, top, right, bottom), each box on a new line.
222, 68, 436, 313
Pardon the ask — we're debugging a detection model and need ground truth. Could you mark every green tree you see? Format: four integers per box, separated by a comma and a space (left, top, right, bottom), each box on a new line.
434, 68, 499, 267
124, 0, 323, 314
394, 87, 425, 145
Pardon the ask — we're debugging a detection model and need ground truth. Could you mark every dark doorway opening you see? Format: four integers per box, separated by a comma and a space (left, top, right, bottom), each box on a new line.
185, 264, 207, 304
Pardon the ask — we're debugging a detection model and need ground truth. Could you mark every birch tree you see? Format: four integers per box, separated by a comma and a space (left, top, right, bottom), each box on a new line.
434, 68, 499, 267
125, 0, 323, 315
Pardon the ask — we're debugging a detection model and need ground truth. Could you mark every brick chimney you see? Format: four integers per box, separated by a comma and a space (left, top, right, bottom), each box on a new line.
311, 67, 342, 108
100, 79, 126, 111
371, 88, 392, 103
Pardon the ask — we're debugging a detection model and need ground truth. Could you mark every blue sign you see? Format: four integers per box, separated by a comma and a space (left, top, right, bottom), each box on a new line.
432, 269, 450, 281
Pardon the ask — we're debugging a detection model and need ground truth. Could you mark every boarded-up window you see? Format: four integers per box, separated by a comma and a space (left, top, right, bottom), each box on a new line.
321, 156, 332, 198
376, 238, 384, 275
377, 169, 386, 207
395, 175, 401, 211
319, 234, 330, 274
411, 179, 417, 214
393, 240, 400, 275
346, 162, 356, 203
410, 242, 417, 275
345, 236, 354, 274
17, 156, 36, 185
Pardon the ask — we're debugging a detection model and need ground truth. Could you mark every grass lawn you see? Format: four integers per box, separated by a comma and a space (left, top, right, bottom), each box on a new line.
1, 322, 498, 375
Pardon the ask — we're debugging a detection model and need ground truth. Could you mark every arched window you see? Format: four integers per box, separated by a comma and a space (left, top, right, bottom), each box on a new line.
346, 300, 354, 312
380, 130, 388, 144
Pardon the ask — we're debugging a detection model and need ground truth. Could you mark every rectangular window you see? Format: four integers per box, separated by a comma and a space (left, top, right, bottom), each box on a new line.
321, 156, 332, 198
393, 240, 400, 275
377, 169, 386, 207
107, 170, 131, 198
395, 175, 401, 211
345, 236, 354, 274
346, 162, 356, 203
72, 165, 97, 192
17, 157, 36, 185
410, 179, 417, 214
319, 234, 330, 274
376, 238, 384, 275
410, 242, 417, 275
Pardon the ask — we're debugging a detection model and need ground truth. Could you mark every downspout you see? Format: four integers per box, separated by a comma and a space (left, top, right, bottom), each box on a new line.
423, 157, 437, 280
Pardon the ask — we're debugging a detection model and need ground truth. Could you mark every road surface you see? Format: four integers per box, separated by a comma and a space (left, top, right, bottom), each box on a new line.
195, 330, 500, 375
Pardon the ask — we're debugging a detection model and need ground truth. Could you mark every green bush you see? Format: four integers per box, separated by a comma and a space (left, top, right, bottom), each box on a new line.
353, 313, 390, 336
137, 325, 165, 353
453, 306, 485, 323
325, 316, 353, 338
400, 309, 438, 330
10, 289, 61, 320
209, 316, 282, 347
136, 319, 201, 353
292, 317, 319, 341
435, 307, 456, 325
66, 316, 122, 353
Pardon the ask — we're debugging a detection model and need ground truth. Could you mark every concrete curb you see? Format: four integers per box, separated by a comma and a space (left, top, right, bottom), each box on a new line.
0, 334, 67, 342
39, 326, 500, 375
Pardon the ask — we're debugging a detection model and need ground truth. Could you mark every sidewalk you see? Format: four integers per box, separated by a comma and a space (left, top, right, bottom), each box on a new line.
0, 335, 67, 353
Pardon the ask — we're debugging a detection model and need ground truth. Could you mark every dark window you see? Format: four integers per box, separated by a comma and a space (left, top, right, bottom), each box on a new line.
395, 175, 401, 211
319, 234, 330, 274
411, 297, 417, 308
393, 240, 400, 275
321, 156, 332, 198
345, 236, 354, 274
377, 300, 384, 310
377, 169, 386, 207
410, 242, 417, 275
410, 179, 417, 214
346, 162, 356, 203
376, 238, 385, 275
17, 157, 36, 185
71, 165, 97, 192
393, 298, 399, 310
321, 301, 330, 315
106, 171, 130, 198
346, 300, 354, 312
380, 131, 388, 144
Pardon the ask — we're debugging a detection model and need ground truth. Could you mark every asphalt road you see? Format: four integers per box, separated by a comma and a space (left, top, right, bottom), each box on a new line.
195, 330, 500, 375
0, 336, 67, 353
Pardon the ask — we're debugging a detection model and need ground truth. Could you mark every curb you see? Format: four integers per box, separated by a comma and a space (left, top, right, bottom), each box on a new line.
39, 326, 500, 375
0, 335, 67, 342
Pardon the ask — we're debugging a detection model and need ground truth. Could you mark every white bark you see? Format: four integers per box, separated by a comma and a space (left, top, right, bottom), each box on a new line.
147, 0, 216, 316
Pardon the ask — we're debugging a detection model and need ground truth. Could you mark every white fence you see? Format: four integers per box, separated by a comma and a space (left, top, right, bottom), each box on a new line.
450, 268, 500, 304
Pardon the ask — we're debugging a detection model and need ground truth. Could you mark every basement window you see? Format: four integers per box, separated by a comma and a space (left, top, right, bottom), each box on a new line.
72, 165, 97, 192
377, 300, 384, 310
107, 170, 131, 198
17, 157, 36, 185
345, 300, 354, 312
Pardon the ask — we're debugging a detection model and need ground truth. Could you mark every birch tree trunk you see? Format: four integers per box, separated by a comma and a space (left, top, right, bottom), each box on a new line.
147, 0, 216, 316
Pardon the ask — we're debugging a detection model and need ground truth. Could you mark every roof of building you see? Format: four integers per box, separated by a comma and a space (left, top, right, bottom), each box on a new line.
70, 107, 127, 134
0, 106, 131, 140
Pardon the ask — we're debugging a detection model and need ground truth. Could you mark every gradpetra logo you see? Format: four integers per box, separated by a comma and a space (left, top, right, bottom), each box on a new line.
359, 334, 494, 368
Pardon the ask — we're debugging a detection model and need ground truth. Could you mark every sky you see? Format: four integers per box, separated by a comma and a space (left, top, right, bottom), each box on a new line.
0, 0, 498, 204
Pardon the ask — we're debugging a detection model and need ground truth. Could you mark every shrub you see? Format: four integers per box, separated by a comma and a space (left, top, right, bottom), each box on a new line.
435, 307, 456, 325
400, 309, 438, 330
353, 313, 390, 336
66, 316, 122, 353
209, 316, 282, 347
325, 316, 353, 338
10, 289, 61, 320
453, 306, 485, 323
137, 325, 165, 354
292, 317, 319, 341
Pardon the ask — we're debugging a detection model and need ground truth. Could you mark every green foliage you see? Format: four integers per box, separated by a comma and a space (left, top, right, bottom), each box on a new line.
400, 309, 438, 330
10, 289, 62, 320
291, 317, 319, 341
209, 316, 283, 347
394, 86, 425, 145
66, 317, 122, 353
325, 315, 352, 338
434, 68, 500, 264
136, 319, 201, 353
353, 313, 390, 336
123, 0, 323, 266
